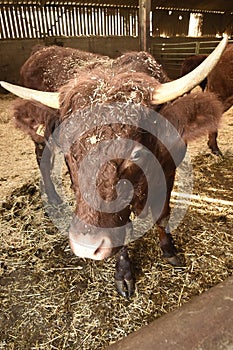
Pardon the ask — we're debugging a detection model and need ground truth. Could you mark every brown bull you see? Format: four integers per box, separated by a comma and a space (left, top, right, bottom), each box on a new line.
0, 38, 227, 297
180, 44, 233, 155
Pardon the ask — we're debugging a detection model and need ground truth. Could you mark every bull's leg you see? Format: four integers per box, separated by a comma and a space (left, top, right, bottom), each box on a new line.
207, 131, 222, 156
151, 173, 180, 266
157, 220, 180, 266
115, 246, 134, 298
35, 142, 62, 205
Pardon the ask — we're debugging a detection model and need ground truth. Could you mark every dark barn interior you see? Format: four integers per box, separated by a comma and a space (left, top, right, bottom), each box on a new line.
0, 0, 233, 81
0, 1, 233, 349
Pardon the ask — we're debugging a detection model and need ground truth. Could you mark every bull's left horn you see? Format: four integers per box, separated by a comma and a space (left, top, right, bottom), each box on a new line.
151, 35, 228, 104
0, 81, 60, 109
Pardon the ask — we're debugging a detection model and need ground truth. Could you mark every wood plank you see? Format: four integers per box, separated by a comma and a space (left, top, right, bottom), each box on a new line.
88, 7, 94, 35
107, 278, 233, 350
30, 5, 38, 38
8, 5, 18, 38
50, 5, 56, 36
76, 6, 82, 36
72, 6, 77, 36
110, 7, 115, 35
71, 6, 76, 36
40, 5, 47, 38
4, 5, 13, 38
94, 6, 99, 35
19, 5, 27, 38
64, 6, 70, 36
54, 6, 60, 37
0, 5, 7, 38
84, 6, 89, 36
60, 5, 66, 36
139, 0, 151, 51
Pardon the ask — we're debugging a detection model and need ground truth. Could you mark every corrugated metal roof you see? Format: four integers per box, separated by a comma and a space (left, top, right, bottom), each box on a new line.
0, 0, 232, 13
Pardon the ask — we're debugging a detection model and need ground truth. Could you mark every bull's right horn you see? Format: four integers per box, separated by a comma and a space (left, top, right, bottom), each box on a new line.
0, 81, 60, 109
151, 35, 228, 104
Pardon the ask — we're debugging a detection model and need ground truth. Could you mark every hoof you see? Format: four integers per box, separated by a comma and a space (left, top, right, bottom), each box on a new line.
115, 279, 134, 298
47, 193, 63, 206
212, 149, 223, 157
208, 142, 222, 157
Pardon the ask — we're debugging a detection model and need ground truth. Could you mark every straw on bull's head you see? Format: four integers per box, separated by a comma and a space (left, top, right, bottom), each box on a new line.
0, 36, 228, 108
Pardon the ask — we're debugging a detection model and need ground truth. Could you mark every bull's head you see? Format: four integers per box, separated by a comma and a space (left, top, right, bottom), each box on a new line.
50, 102, 186, 260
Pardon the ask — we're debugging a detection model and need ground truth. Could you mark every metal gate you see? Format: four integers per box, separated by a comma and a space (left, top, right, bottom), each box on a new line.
151, 39, 233, 79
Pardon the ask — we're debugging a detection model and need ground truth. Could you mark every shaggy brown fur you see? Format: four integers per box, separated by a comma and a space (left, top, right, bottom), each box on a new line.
113, 51, 170, 83
20, 45, 110, 91
12, 99, 61, 204
29, 44, 46, 56
14, 47, 170, 206
19, 46, 170, 93
11, 46, 225, 297
57, 71, 223, 220
208, 44, 233, 112
59, 70, 161, 119
159, 92, 223, 142
57, 70, 223, 297
13, 99, 59, 144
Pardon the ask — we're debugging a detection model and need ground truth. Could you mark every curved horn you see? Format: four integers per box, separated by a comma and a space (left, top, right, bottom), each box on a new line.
151, 35, 228, 105
0, 81, 60, 109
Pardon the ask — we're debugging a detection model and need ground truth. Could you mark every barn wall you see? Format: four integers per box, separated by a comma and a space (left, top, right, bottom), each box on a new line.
0, 35, 231, 88
0, 36, 138, 85
152, 9, 190, 37
0, 4, 139, 39
202, 13, 233, 36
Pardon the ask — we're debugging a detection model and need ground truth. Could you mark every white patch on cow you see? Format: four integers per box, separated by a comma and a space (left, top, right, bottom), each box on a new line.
36, 124, 45, 137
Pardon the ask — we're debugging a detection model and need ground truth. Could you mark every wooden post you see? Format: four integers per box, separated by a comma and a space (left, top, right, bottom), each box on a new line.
139, 0, 151, 51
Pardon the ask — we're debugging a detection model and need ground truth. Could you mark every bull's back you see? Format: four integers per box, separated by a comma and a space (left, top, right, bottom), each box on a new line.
20, 45, 109, 91
207, 44, 233, 111
180, 54, 207, 76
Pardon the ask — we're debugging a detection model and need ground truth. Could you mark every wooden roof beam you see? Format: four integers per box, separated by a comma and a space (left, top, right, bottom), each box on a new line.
139, 0, 151, 51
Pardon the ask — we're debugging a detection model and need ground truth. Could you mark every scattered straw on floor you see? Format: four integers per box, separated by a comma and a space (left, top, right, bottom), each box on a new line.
0, 151, 232, 350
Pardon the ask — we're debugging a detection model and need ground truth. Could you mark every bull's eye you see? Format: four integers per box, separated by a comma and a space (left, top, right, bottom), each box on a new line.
130, 145, 146, 162
131, 149, 142, 161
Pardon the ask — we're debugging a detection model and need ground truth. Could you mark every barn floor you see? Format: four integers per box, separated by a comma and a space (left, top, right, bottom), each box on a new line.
0, 93, 232, 350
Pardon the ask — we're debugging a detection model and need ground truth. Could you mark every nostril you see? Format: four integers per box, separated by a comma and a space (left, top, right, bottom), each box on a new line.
93, 237, 113, 260
94, 239, 105, 257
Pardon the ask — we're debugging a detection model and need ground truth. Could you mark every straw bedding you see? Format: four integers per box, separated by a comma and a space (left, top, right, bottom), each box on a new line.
0, 94, 232, 349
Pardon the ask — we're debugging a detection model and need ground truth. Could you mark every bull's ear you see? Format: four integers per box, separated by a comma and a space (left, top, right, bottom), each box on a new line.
160, 91, 223, 143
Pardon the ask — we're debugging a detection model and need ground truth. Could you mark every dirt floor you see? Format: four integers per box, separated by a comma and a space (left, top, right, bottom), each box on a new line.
0, 93, 232, 350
